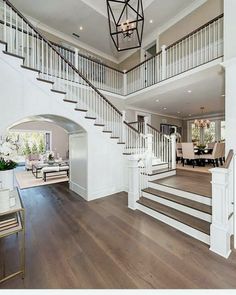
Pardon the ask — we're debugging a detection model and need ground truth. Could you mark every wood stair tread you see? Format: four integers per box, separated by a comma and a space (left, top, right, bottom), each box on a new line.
137, 197, 210, 235
149, 168, 175, 176
142, 187, 212, 215
37, 78, 54, 84
51, 89, 66, 95
21, 65, 41, 73
3, 50, 25, 60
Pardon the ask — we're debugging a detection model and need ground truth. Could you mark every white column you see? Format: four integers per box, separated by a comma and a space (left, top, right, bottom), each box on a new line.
122, 110, 126, 143
209, 168, 231, 258
161, 45, 167, 80
171, 134, 176, 170
123, 71, 127, 96
144, 116, 148, 135
128, 156, 140, 210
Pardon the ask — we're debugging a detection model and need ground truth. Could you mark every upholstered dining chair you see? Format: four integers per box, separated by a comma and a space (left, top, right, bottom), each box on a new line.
200, 142, 222, 167
176, 143, 183, 164
181, 143, 200, 168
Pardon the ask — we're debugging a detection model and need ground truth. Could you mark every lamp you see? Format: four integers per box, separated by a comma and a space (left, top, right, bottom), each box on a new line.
194, 107, 211, 128
107, 0, 144, 51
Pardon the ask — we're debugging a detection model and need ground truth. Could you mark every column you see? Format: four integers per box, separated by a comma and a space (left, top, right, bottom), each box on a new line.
128, 156, 140, 210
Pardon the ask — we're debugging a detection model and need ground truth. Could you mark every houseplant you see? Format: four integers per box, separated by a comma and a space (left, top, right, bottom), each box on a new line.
48, 152, 55, 165
0, 138, 17, 190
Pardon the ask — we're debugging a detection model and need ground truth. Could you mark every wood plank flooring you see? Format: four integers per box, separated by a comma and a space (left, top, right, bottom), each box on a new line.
152, 169, 212, 198
1, 182, 236, 289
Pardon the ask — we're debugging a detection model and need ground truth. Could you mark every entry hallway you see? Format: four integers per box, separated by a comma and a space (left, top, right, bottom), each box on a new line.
1, 183, 236, 289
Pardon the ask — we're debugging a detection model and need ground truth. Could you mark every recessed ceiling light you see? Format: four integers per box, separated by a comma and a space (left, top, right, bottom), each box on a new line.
163, 107, 167, 110
149, 19, 153, 24
187, 90, 192, 93
79, 26, 83, 31
177, 111, 181, 114
189, 114, 192, 116
156, 99, 159, 102
221, 94, 225, 97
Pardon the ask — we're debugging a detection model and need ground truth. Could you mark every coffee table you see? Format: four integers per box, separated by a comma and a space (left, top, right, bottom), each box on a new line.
31, 162, 69, 179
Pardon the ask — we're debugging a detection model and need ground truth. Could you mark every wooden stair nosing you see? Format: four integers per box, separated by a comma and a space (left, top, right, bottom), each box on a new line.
103, 130, 112, 133
111, 137, 119, 139
117, 142, 126, 145
85, 116, 96, 120
51, 89, 66, 95
37, 78, 54, 84
63, 99, 77, 104
3, 50, 25, 60
137, 197, 210, 235
21, 65, 41, 73
94, 123, 105, 127
75, 108, 88, 112
142, 187, 212, 215
0, 40, 7, 47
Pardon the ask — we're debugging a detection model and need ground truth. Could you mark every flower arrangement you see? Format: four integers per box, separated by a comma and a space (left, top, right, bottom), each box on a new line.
0, 138, 18, 171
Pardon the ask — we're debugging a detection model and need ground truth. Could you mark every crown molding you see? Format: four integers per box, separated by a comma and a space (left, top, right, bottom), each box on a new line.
24, 14, 120, 64
183, 112, 225, 121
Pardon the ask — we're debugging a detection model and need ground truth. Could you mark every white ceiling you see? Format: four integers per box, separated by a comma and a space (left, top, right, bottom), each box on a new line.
11, 0, 197, 59
126, 64, 225, 119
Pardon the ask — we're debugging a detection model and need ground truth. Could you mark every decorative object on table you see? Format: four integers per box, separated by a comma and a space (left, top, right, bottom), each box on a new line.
107, 0, 144, 51
0, 189, 10, 213
197, 144, 206, 150
194, 107, 211, 128
0, 138, 17, 190
47, 152, 55, 165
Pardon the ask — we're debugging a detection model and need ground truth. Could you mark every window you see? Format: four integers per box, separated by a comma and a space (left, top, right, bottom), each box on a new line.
191, 123, 200, 144
204, 122, 216, 144
221, 121, 226, 141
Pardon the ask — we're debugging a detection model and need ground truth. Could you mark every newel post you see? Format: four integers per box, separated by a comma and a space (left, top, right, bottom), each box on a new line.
209, 168, 231, 258
171, 134, 176, 170
122, 110, 126, 143
128, 156, 140, 210
161, 45, 167, 80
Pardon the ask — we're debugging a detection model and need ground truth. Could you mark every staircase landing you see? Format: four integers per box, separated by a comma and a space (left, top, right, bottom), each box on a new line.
150, 169, 212, 198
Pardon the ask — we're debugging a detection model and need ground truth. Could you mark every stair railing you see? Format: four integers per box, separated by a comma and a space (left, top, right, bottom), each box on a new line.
52, 42, 124, 96
0, 0, 144, 156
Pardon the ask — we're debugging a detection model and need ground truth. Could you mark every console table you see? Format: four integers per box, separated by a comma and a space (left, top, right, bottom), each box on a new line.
0, 189, 25, 284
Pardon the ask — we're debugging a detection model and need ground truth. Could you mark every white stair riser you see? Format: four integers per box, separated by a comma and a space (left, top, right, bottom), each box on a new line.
0, 43, 6, 51
142, 192, 212, 222
149, 170, 176, 181
149, 182, 212, 206
136, 203, 210, 245
152, 163, 168, 171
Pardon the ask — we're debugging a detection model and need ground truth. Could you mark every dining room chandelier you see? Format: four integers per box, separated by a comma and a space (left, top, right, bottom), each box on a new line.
106, 0, 144, 51
194, 107, 211, 128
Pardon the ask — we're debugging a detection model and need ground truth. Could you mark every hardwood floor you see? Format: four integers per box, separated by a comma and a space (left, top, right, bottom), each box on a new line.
152, 169, 212, 198
1, 182, 236, 289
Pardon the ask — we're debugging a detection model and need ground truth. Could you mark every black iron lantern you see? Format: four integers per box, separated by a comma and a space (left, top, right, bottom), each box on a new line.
107, 0, 144, 52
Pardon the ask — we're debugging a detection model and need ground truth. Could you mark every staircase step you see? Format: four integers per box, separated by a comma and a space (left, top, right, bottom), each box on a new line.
137, 197, 210, 236
63, 99, 77, 103
21, 65, 41, 73
149, 168, 175, 176
85, 116, 96, 120
37, 78, 54, 84
142, 187, 212, 215
51, 89, 66, 95
75, 108, 88, 112
3, 51, 25, 61
94, 123, 105, 127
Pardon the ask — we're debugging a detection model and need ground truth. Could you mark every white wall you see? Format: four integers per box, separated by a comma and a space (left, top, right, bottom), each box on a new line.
0, 44, 126, 200
69, 133, 88, 200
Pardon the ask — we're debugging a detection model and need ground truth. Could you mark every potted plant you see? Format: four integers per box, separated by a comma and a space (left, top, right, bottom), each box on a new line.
48, 152, 55, 165
0, 138, 17, 190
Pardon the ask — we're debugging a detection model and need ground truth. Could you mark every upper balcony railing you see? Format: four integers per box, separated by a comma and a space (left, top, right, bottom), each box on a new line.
0, 1, 223, 97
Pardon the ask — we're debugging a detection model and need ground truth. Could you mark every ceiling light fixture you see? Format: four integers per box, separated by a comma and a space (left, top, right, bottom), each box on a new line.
194, 107, 211, 129
79, 26, 83, 31
149, 19, 153, 23
106, 0, 144, 51
187, 90, 192, 93
156, 99, 159, 102
163, 107, 167, 110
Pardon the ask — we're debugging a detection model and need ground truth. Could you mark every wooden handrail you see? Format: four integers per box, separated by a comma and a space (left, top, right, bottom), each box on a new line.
123, 121, 140, 134
51, 41, 124, 74
224, 149, 234, 169
4, 0, 122, 117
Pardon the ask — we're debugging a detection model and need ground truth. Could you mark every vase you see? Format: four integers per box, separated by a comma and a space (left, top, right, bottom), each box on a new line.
0, 169, 14, 191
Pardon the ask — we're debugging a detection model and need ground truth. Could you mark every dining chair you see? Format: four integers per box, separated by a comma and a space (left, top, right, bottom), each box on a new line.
207, 142, 215, 149
219, 142, 225, 165
176, 143, 183, 164
181, 143, 200, 168
200, 143, 221, 167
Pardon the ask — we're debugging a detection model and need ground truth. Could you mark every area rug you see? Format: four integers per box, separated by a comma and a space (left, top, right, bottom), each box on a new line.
15, 170, 69, 189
